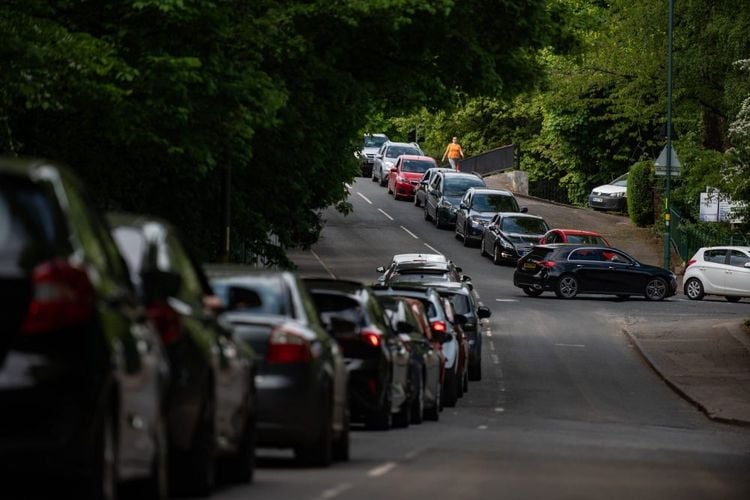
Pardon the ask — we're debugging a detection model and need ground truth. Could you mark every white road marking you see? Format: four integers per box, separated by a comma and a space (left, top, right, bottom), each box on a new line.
378, 209, 394, 220
555, 343, 586, 348
368, 462, 397, 478
486, 332, 493, 338
495, 298, 519, 302
491, 354, 500, 365
494, 407, 505, 413
311, 250, 337, 279
357, 192, 373, 204
404, 448, 422, 460
423, 243, 442, 254
477, 425, 488, 430
489, 342, 495, 351
319, 483, 353, 499
400, 226, 419, 239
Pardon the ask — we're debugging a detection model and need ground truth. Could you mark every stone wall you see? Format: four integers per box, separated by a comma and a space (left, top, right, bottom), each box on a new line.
483, 170, 529, 195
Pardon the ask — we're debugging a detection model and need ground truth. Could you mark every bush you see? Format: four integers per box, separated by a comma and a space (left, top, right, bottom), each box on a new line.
627, 161, 655, 226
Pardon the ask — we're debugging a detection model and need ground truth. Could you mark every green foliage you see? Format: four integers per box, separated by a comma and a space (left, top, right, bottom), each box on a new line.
627, 161, 654, 226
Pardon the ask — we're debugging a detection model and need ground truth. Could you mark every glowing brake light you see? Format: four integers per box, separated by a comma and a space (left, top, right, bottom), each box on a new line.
540, 260, 556, 268
267, 327, 311, 363
361, 328, 382, 347
431, 320, 447, 333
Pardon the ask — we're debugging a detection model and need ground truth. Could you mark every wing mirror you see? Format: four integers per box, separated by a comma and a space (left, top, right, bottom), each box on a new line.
520, 207, 528, 213
461, 275, 472, 282
376, 266, 385, 273
477, 306, 491, 319
459, 202, 468, 209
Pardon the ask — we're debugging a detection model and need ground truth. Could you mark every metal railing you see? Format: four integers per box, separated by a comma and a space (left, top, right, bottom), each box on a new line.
445, 144, 515, 177
670, 207, 749, 261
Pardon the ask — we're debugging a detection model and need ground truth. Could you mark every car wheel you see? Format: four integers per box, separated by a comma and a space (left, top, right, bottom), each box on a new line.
81, 404, 118, 500
221, 412, 255, 484
725, 296, 742, 303
434, 211, 443, 229
469, 359, 482, 381
644, 277, 668, 301
462, 224, 472, 247
555, 275, 579, 299
522, 286, 543, 297
424, 204, 432, 221
295, 391, 333, 467
366, 391, 392, 431
424, 381, 440, 421
414, 194, 421, 207
492, 245, 503, 265
684, 278, 705, 300
442, 366, 459, 408
332, 406, 350, 462
379, 171, 388, 187
462, 369, 469, 394
410, 371, 424, 425
392, 396, 411, 428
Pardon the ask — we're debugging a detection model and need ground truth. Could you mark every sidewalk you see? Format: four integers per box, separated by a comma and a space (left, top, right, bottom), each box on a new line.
623, 319, 750, 426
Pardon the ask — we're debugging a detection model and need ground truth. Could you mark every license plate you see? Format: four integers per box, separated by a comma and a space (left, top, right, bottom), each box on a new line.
523, 262, 536, 270
593, 197, 603, 203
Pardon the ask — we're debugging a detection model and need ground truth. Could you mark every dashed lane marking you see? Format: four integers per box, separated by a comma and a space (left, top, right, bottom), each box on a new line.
424, 243, 442, 254
477, 425, 488, 430
400, 226, 419, 239
318, 483, 352, 499
491, 354, 500, 365
554, 343, 586, 348
378, 209, 394, 221
357, 192, 373, 204
489, 342, 495, 351
495, 298, 519, 302
368, 462, 397, 478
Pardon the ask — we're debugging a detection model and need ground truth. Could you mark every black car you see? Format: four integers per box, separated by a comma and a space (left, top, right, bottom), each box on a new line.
378, 296, 444, 423
109, 214, 257, 494
303, 278, 412, 429
424, 171, 487, 229
455, 187, 527, 247
1, 159, 168, 499
413, 167, 454, 208
428, 282, 491, 381
480, 212, 550, 265
210, 272, 349, 465
513, 244, 677, 300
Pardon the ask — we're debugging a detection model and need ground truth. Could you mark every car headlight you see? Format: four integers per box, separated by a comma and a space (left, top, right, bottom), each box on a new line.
609, 192, 626, 198
398, 176, 407, 183
469, 216, 487, 226
385, 161, 395, 168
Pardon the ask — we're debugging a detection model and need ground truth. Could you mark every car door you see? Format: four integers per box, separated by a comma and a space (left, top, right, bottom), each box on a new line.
699, 249, 729, 293
567, 248, 616, 292
426, 174, 442, 220
724, 250, 750, 294
483, 214, 501, 250
600, 249, 646, 294
456, 191, 471, 236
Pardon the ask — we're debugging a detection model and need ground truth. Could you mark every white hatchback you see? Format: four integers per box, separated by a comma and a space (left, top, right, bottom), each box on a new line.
683, 246, 750, 302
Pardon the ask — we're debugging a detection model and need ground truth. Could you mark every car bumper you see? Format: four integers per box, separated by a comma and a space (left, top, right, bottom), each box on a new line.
394, 181, 418, 197
589, 195, 626, 211
437, 207, 458, 225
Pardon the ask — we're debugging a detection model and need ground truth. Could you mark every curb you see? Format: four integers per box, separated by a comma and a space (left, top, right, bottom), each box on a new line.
621, 327, 750, 428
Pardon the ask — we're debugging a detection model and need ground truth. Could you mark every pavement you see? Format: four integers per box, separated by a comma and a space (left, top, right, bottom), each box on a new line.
623, 318, 750, 426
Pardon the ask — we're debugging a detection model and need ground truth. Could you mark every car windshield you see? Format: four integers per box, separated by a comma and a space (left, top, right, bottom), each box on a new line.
402, 160, 433, 173
611, 174, 628, 187
501, 217, 548, 234
566, 234, 607, 245
473, 193, 518, 212
364, 136, 387, 148
445, 177, 485, 196
386, 146, 421, 158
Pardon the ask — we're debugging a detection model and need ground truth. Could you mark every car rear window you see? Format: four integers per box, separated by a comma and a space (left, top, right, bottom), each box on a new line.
526, 247, 555, 261
309, 292, 363, 326
438, 292, 470, 315
212, 277, 288, 315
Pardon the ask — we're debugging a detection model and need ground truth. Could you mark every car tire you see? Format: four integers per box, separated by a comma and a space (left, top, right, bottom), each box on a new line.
555, 275, 579, 299
480, 237, 489, 257
644, 277, 668, 301
725, 296, 742, 303
392, 397, 411, 428
492, 245, 503, 265
424, 204, 432, 222
366, 392, 392, 431
469, 359, 482, 381
434, 211, 443, 229
410, 371, 424, 425
222, 413, 255, 484
424, 381, 440, 421
462, 224, 472, 247
332, 406, 350, 462
414, 194, 421, 207
462, 369, 469, 394
379, 171, 388, 187
442, 366, 459, 408
522, 286, 543, 297
684, 278, 705, 300
295, 391, 333, 467
79, 403, 118, 500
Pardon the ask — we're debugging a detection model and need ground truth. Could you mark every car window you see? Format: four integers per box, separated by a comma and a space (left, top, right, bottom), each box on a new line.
546, 232, 560, 244
472, 193, 519, 212
566, 234, 607, 245
444, 177, 485, 196
364, 136, 387, 148
704, 249, 727, 263
601, 249, 634, 264
402, 159, 434, 173
444, 293, 470, 315
309, 292, 363, 326
501, 217, 548, 234
386, 146, 420, 158
728, 250, 750, 268
213, 276, 288, 315
570, 249, 604, 261
611, 174, 628, 186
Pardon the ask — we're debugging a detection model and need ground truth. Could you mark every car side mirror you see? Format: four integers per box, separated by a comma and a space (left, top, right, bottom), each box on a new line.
455, 266, 463, 273
477, 306, 491, 319
396, 321, 415, 334
420, 180, 428, 186
141, 269, 181, 300
461, 275, 472, 282
459, 202, 467, 209
376, 266, 385, 273
520, 207, 528, 213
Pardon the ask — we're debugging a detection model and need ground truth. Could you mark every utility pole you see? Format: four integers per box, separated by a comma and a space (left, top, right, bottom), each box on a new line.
663, 0, 674, 271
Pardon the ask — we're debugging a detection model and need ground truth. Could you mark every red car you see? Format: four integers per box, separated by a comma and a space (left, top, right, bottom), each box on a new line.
539, 228, 611, 246
387, 155, 438, 201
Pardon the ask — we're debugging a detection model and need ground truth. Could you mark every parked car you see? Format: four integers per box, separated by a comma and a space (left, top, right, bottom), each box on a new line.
480, 213, 550, 265
210, 272, 349, 464
455, 187, 527, 247
683, 246, 750, 302
424, 171, 487, 229
359, 133, 389, 177
428, 282, 491, 381
387, 155, 438, 201
377, 296, 444, 424
109, 214, 257, 494
588, 173, 628, 211
376, 253, 469, 286
372, 141, 424, 186
513, 244, 677, 300
302, 278, 411, 430
413, 167, 454, 208
1, 158, 168, 499
371, 285, 464, 408
540, 229, 611, 246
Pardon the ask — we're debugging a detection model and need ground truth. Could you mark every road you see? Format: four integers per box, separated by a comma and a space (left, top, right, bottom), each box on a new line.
213, 179, 750, 500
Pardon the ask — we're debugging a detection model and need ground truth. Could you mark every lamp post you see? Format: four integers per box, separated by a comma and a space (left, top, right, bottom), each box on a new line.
663, 0, 674, 271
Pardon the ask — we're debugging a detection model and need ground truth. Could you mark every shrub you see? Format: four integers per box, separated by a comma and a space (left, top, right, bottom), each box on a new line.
627, 161, 655, 226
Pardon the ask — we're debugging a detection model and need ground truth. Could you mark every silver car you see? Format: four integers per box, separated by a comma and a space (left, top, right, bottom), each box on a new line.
372, 141, 424, 186
359, 133, 389, 177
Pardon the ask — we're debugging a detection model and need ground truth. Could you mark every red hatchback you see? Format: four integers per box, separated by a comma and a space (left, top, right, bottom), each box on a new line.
539, 228, 611, 246
388, 155, 438, 201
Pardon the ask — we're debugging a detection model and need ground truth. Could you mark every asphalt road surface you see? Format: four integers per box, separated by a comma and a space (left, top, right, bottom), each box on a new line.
212, 179, 750, 500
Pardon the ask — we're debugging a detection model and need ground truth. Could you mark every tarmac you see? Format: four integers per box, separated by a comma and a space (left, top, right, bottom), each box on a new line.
623, 318, 750, 426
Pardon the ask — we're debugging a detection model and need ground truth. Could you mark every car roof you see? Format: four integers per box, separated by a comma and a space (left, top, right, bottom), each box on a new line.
698, 246, 750, 252
549, 229, 605, 236
495, 212, 546, 220
467, 187, 514, 196
384, 141, 421, 148
398, 155, 436, 162
302, 277, 367, 294
107, 211, 176, 233
392, 253, 447, 265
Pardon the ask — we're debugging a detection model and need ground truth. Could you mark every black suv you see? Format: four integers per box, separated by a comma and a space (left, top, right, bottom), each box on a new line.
1, 158, 168, 498
423, 171, 486, 229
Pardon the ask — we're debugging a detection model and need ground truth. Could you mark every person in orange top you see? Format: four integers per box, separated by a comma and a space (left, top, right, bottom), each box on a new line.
441, 136, 464, 170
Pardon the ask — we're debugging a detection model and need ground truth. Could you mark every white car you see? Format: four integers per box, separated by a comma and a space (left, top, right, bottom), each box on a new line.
683, 246, 750, 302
588, 173, 628, 211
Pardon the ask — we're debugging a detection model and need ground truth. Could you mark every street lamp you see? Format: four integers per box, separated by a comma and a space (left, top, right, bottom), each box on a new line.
663, 0, 674, 271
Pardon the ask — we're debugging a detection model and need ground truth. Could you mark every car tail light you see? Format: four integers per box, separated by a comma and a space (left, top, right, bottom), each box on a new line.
361, 328, 382, 348
431, 320, 447, 333
267, 327, 311, 363
539, 260, 556, 269
147, 301, 181, 344
21, 259, 95, 335
686, 259, 696, 268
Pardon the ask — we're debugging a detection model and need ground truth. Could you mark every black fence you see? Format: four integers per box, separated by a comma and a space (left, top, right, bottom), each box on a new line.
445, 144, 515, 176
528, 178, 571, 205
